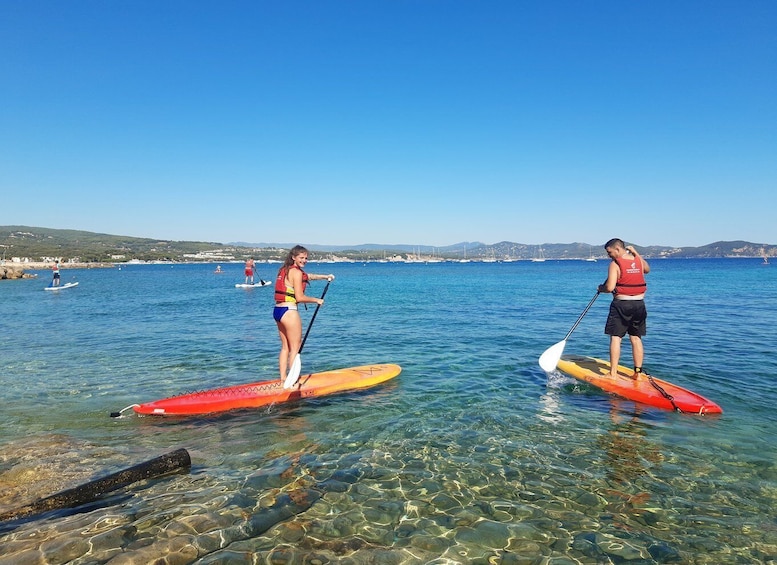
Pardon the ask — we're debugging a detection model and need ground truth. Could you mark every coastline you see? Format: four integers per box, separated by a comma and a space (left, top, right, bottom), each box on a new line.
0, 262, 115, 280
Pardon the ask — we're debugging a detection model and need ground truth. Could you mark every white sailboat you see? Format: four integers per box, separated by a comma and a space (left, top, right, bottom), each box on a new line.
531, 246, 546, 262
584, 246, 597, 262
482, 249, 498, 263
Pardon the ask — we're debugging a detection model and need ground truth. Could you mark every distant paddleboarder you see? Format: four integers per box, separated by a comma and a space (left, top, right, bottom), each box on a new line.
51, 260, 61, 287
244, 258, 256, 284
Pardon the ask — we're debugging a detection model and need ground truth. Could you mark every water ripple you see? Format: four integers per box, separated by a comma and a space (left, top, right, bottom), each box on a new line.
0, 260, 775, 563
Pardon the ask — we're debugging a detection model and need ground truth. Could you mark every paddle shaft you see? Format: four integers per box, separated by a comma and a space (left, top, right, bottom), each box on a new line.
299, 281, 331, 354
539, 291, 602, 372
562, 291, 600, 341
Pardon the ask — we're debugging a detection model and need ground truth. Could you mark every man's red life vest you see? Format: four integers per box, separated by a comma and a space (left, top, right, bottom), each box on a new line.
614, 255, 647, 296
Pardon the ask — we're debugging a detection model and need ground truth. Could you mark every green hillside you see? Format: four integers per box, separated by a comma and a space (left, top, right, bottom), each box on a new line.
0, 226, 235, 262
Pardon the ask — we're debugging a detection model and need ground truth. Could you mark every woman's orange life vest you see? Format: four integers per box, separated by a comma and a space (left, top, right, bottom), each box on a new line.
274, 265, 308, 303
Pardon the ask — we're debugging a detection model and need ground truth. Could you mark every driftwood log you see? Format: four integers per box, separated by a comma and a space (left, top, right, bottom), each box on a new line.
0, 448, 191, 523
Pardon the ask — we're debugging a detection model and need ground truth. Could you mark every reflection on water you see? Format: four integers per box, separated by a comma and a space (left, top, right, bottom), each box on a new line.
598, 402, 665, 486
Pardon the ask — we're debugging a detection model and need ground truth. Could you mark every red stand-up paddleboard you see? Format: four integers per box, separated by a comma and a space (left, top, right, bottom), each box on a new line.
130, 364, 401, 416
556, 355, 722, 414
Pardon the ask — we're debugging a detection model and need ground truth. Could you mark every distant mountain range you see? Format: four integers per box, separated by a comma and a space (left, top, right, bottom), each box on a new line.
230, 239, 775, 260
228, 241, 492, 253
1, 226, 774, 263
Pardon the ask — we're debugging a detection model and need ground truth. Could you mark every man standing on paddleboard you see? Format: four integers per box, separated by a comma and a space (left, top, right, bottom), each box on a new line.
51, 260, 61, 287
244, 258, 256, 285
598, 239, 650, 378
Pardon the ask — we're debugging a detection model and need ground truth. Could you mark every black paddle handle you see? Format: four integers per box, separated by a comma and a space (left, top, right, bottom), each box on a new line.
299, 280, 331, 354
563, 291, 600, 341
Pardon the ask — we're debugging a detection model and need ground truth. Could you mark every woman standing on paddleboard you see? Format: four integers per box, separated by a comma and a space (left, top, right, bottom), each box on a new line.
273, 246, 334, 381
598, 239, 650, 378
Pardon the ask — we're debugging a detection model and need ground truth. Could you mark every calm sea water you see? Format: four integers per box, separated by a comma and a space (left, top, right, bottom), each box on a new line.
0, 259, 775, 564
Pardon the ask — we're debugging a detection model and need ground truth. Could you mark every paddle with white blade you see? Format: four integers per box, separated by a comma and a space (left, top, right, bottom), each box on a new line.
538, 291, 600, 372
283, 280, 332, 389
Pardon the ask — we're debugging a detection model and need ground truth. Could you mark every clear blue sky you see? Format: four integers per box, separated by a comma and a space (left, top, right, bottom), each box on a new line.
2, 1, 775, 248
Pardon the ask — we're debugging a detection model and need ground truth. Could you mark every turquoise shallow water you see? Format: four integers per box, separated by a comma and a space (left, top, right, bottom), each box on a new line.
0, 259, 775, 563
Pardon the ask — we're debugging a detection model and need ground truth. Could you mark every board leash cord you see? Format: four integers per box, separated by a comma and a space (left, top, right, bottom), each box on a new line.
646, 375, 683, 413
110, 404, 140, 418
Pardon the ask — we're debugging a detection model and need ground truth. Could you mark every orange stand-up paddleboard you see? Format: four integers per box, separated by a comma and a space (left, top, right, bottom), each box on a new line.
128, 364, 401, 416
556, 355, 722, 415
